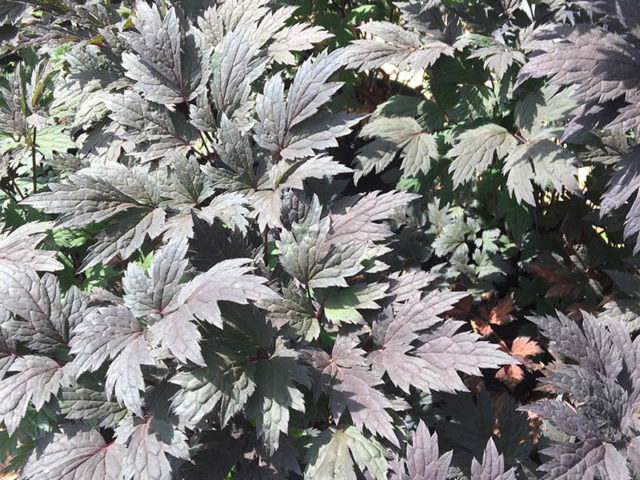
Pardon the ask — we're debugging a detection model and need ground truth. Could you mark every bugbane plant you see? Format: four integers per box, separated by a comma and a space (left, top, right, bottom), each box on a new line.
0, 0, 639, 479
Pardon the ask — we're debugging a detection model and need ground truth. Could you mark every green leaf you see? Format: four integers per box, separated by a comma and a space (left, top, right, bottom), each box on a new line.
34, 124, 75, 157
448, 124, 518, 187
305, 427, 388, 480
320, 283, 387, 325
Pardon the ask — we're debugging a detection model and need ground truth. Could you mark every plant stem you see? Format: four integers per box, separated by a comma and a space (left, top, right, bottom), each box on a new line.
31, 127, 37, 194
262, 226, 269, 268
8, 172, 25, 199
0, 186, 28, 215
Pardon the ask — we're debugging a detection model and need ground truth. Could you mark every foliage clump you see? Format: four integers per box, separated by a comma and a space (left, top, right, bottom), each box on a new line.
0, 0, 639, 479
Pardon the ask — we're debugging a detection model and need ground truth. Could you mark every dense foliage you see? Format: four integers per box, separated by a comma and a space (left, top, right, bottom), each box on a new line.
0, 0, 639, 479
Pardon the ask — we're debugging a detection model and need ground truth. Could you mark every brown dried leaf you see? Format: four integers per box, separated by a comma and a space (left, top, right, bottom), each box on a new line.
496, 364, 524, 389
489, 295, 515, 325
509, 337, 543, 358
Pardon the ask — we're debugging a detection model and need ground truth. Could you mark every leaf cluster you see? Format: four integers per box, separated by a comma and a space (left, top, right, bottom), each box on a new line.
0, 0, 639, 479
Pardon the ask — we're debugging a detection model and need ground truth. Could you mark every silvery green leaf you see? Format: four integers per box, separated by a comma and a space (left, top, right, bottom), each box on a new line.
448, 124, 518, 187
279, 155, 353, 190
246, 339, 309, 454
165, 258, 277, 328
321, 283, 388, 325
514, 85, 577, 139
304, 427, 388, 480
104, 91, 197, 161
122, 2, 210, 106
170, 346, 256, 429
21, 428, 125, 480
0, 221, 62, 272
404, 421, 452, 480
269, 24, 333, 65
343, 22, 457, 72
210, 27, 265, 118
0, 356, 69, 435
0, 266, 66, 353
34, 124, 76, 157
327, 190, 419, 245
79, 208, 166, 272
360, 117, 438, 176
353, 139, 397, 185
22, 163, 160, 227
468, 44, 525, 78
470, 438, 516, 480
60, 385, 128, 428
503, 140, 579, 206
307, 336, 397, 445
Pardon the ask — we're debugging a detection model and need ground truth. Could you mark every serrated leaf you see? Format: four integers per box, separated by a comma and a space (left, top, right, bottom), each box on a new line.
70, 305, 154, 415
321, 283, 387, 325
0, 222, 62, 272
278, 198, 366, 288
343, 20, 458, 72
370, 291, 496, 394
246, 340, 309, 454
470, 438, 516, 480
416, 325, 517, 387
170, 346, 256, 429
448, 124, 517, 187
210, 27, 264, 118
22, 163, 160, 227
304, 427, 388, 480
269, 24, 333, 65
328, 190, 419, 245
264, 290, 320, 342
122, 2, 210, 106
79, 207, 166, 272
404, 421, 452, 480
307, 336, 397, 445
255, 49, 345, 158
21, 428, 125, 480
121, 420, 175, 480
0, 267, 74, 353
164, 258, 277, 329
469, 44, 525, 78
149, 308, 204, 366
0, 356, 68, 435
34, 124, 75, 156
503, 140, 579, 206
60, 386, 128, 428
104, 91, 197, 161
105, 335, 155, 417
123, 237, 188, 321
